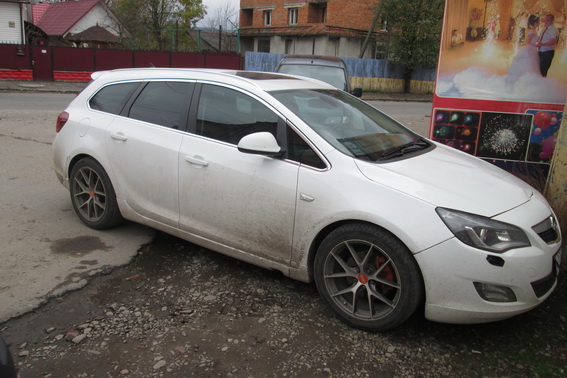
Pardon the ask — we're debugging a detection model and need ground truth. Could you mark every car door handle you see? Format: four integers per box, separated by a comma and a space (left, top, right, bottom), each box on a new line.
185, 155, 209, 167
110, 132, 128, 142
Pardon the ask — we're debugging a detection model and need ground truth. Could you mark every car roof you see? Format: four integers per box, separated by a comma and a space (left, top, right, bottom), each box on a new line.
277, 55, 347, 68
90, 68, 334, 93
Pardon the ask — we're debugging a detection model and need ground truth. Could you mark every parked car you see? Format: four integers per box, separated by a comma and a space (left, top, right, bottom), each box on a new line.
53, 68, 561, 331
275, 55, 362, 97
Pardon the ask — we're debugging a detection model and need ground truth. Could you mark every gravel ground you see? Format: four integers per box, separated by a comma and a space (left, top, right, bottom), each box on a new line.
1, 231, 566, 377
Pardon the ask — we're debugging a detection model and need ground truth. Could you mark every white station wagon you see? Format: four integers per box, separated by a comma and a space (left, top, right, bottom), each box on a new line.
53, 68, 562, 331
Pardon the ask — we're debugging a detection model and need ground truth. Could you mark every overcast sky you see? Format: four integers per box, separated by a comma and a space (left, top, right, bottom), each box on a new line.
202, 0, 239, 16
198, 0, 239, 27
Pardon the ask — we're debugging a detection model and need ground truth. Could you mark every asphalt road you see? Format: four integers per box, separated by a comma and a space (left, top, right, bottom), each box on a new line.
0, 92, 153, 323
0, 91, 432, 324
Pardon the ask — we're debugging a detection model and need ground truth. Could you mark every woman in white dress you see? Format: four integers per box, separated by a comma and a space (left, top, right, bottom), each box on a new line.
507, 15, 541, 83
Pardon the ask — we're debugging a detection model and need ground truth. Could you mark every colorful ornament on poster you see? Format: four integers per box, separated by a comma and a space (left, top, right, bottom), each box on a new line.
539, 135, 557, 159
533, 111, 552, 129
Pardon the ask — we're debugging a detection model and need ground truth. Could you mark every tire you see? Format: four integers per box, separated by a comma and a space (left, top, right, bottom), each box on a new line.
69, 158, 124, 229
314, 223, 424, 332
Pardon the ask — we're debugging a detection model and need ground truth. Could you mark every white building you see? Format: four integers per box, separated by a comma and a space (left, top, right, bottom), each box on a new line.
0, 0, 27, 44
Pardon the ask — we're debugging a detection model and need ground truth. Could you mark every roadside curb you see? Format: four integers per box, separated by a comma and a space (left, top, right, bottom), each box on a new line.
0, 81, 86, 94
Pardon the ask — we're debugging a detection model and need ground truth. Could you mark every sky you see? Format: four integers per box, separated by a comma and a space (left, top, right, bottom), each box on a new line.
201, 0, 239, 16
197, 0, 240, 27
198, 0, 240, 27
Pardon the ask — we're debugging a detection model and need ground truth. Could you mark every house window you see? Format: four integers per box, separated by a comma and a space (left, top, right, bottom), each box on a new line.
375, 41, 388, 60
289, 8, 298, 25
258, 39, 270, 53
308, 4, 326, 23
264, 10, 272, 26
241, 9, 253, 27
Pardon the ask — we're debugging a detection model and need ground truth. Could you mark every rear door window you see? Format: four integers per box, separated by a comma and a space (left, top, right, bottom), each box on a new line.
128, 81, 192, 129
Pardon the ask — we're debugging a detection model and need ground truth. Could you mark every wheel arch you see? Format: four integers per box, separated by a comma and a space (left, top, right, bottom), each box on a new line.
68, 154, 103, 178
307, 219, 424, 282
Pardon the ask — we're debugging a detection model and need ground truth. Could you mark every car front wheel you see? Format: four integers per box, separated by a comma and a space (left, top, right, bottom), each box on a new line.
314, 223, 424, 331
69, 158, 123, 229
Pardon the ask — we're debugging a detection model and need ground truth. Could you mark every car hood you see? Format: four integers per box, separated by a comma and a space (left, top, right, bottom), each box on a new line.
355, 144, 533, 217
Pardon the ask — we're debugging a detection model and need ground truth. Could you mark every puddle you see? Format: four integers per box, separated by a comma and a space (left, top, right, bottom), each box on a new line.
50, 236, 112, 256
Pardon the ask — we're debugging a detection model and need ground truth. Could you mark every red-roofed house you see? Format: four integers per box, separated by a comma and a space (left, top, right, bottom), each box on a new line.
33, 0, 127, 47
31, 2, 50, 24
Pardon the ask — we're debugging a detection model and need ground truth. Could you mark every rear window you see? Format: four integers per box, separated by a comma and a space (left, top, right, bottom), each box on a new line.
89, 82, 139, 115
277, 65, 348, 91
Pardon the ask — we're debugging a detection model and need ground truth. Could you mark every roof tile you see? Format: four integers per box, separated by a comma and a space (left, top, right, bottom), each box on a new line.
35, 0, 99, 36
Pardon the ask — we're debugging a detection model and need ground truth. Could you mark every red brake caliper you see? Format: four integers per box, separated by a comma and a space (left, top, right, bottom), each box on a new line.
375, 256, 396, 293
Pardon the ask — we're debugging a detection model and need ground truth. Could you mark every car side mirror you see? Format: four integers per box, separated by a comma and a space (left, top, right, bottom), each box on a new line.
237, 132, 284, 157
352, 88, 363, 98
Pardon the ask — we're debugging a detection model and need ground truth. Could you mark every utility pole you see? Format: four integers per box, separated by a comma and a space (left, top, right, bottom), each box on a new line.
359, 2, 384, 58
544, 100, 567, 270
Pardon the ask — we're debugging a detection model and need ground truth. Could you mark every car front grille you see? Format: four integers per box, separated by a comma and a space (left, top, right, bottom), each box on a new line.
531, 263, 557, 298
532, 216, 560, 244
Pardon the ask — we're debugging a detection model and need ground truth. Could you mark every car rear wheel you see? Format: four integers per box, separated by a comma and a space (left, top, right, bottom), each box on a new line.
70, 158, 123, 229
314, 223, 424, 331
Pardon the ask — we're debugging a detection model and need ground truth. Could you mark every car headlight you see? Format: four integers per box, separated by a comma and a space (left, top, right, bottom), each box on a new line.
436, 207, 531, 253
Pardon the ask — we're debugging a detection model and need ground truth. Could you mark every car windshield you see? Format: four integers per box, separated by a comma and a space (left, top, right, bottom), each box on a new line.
277, 65, 348, 91
271, 89, 428, 162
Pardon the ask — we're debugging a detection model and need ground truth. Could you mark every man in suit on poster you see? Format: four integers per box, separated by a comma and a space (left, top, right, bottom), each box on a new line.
536, 14, 559, 77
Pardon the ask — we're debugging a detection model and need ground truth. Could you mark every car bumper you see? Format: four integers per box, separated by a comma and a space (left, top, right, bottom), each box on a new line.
415, 236, 560, 325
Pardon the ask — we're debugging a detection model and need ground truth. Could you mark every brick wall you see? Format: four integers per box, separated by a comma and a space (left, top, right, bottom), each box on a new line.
327, 0, 376, 30
240, 0, 378, 30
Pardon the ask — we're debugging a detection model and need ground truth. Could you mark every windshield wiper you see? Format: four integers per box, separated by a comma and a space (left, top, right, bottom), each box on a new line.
380, 139, 430, 160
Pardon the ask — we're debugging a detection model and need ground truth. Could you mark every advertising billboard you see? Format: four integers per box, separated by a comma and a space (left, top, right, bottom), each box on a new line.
431, 0, 566, 176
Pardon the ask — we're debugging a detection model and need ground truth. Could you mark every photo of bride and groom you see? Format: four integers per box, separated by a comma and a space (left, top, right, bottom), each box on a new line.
436, 0, 566, 104
507, 13, 558, 82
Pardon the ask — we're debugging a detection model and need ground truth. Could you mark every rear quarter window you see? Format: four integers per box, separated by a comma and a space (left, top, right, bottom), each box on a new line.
89, 82, 139, 115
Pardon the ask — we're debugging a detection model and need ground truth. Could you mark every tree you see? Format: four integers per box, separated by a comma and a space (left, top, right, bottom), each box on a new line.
199, 0, 239, 52
200, 0, 239, 32
378, 0, 444, 93
111, 0, 206, 51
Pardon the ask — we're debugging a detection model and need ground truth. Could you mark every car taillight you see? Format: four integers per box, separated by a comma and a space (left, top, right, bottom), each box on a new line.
56, 111, 69, 132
